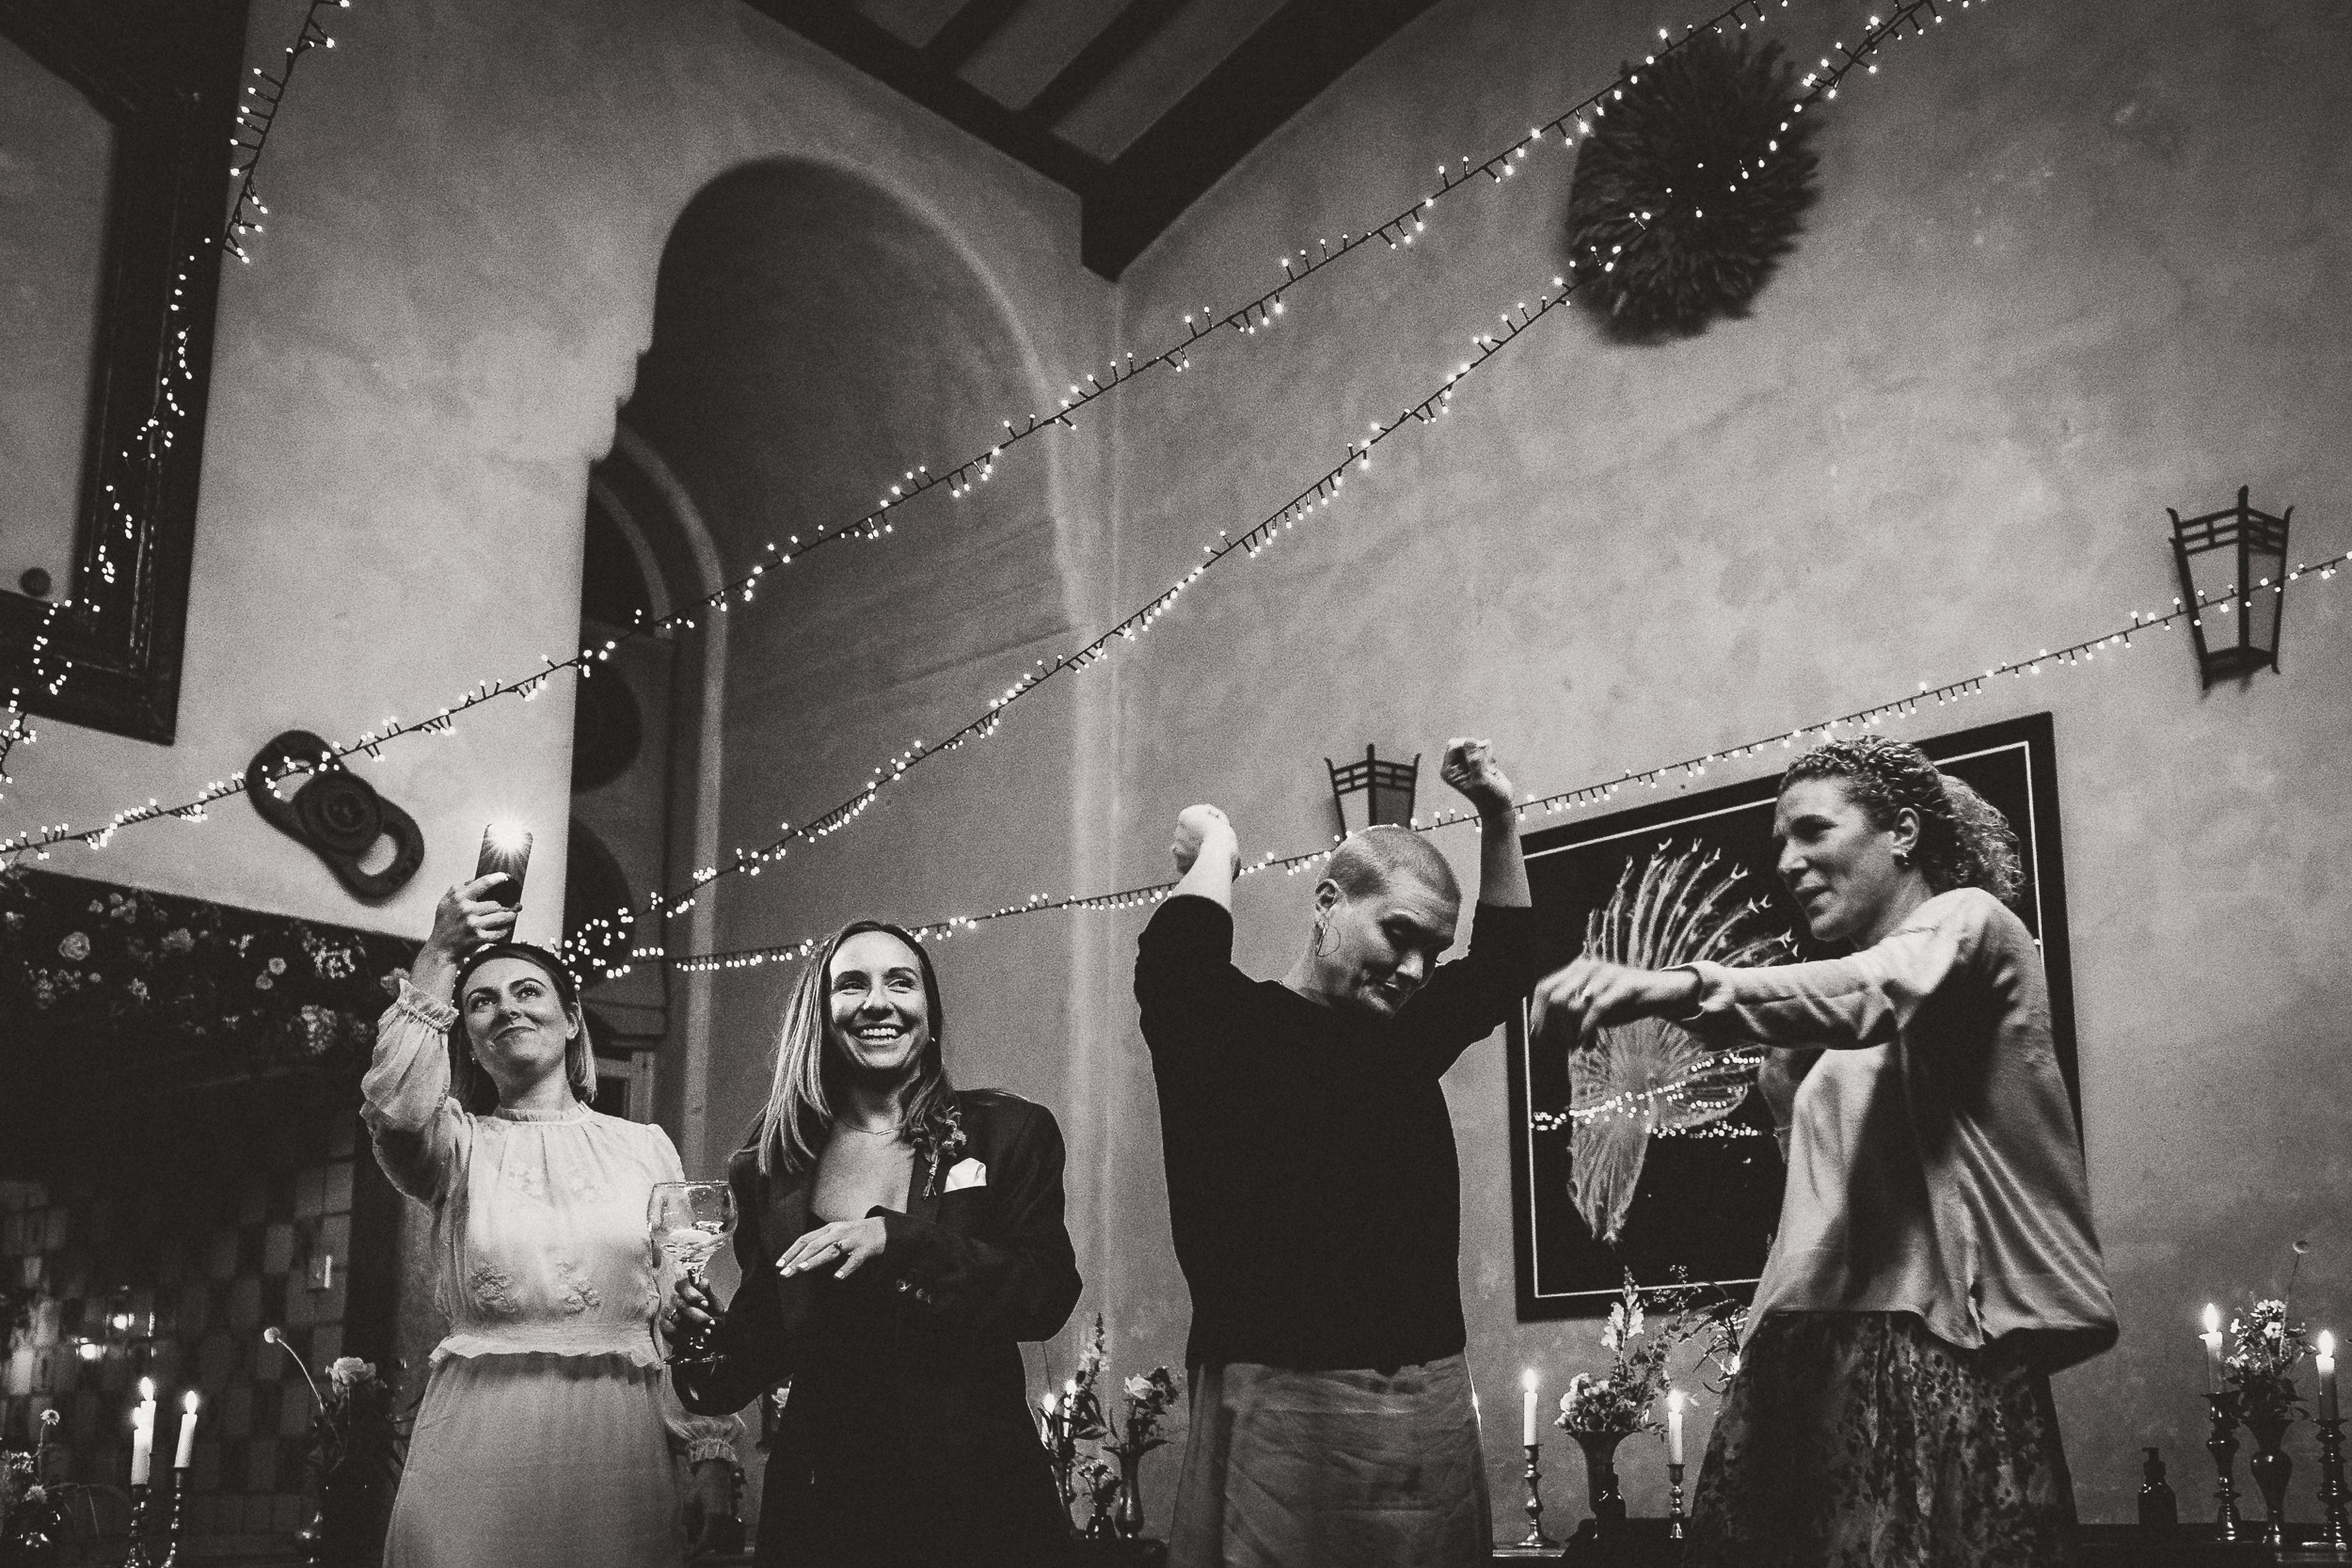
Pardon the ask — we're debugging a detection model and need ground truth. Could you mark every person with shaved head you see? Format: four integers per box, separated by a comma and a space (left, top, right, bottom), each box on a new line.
1135, 737, 1534, 1568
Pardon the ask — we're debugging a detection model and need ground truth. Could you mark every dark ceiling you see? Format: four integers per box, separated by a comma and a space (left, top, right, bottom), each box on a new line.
741, 0, 1445, 278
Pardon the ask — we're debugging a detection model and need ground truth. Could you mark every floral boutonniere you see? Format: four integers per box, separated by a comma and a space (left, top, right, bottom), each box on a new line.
916, 1100, 969, 1198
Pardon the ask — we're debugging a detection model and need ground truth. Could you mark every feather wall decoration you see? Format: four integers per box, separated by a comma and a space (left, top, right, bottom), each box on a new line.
1564, 839, 1796, 1243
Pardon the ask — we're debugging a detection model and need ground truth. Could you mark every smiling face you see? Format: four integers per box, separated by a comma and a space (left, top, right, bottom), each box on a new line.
460, 956, 578, 1099
826, 929, 932, 1082
1772, 776, 1922, 947
1307, 867, 1461, 1020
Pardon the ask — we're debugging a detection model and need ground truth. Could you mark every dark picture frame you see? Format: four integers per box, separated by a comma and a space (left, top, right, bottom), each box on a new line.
1505, 711, 2076, 1320
0, 0, 250, 745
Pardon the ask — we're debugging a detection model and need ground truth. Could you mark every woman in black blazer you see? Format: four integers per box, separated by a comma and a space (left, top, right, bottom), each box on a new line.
670, 920, 1080, 1567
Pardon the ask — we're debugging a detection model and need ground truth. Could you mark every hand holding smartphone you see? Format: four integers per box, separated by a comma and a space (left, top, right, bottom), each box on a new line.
475, 823, 532, 911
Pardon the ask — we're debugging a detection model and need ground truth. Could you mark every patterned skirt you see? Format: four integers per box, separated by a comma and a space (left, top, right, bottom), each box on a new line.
1683, 1312, 2077, 1568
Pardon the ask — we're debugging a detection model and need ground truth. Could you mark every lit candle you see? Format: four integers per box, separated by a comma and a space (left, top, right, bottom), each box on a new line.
174, 1393, 199, 1469
1667, 1388, 1687, 1465
2319, 1332, 2340, 1425
1521, 1369, 1538, 1447
1039, 1391, 1057, 1445
2202, 1304, 2226, 1395
130, 1379, 156, 1487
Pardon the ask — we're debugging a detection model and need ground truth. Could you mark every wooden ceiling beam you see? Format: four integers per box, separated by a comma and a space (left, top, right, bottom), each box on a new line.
920, 0, 1030, 71
744, 0, 1106, 196
1082, 0, 1441, 277
1017, 0, 1184, 130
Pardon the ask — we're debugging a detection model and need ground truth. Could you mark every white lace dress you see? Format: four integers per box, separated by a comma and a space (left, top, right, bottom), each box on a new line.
363, 979, 739, 1568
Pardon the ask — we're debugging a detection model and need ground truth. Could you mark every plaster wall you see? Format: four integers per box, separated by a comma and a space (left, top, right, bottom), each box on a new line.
1088, 0, 2352, 1528
2, 0, 1106, 972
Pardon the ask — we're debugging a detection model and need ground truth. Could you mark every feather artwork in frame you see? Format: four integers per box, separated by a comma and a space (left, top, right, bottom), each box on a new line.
1564, 841, 1794, 1244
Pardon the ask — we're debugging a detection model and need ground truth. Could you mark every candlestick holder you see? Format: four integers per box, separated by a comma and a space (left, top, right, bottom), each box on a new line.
120, 1481, 157, 1568
157, 1471, 191, 1568
2318, 1417, 2349, 1552
2206, 1397, 2243, 1544
1668, 1460, 1688, 1541
1515, 1441, 1560, 1551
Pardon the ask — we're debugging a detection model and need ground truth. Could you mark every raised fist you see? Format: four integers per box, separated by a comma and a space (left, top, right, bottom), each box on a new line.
1439, 736, 1515, 816
1169, 804, 1235, 875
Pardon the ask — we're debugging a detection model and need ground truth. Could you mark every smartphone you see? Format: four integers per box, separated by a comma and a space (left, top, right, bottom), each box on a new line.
474, 824, 532, 910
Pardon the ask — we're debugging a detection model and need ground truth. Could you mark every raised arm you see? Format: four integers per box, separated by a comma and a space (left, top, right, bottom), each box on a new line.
1440, 736, 1530, 910
361, 876, 515, 1201
1168, 803, 1239, 910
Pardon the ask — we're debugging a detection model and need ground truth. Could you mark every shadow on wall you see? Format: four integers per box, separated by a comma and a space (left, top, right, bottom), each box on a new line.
613, 155, 1068, 1137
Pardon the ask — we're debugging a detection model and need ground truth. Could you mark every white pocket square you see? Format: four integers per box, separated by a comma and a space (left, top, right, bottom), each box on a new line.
943, 1157, 987, 1193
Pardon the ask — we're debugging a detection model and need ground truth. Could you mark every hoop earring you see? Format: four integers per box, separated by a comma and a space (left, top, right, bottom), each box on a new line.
1312, 919, 1331, 958
1892, 848, 1914, 869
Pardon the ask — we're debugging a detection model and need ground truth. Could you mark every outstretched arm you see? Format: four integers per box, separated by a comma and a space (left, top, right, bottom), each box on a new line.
1440, 736, 1529, 909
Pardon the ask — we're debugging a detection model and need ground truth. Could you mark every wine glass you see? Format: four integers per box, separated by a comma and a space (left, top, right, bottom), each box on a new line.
649, 1180, 735, 1364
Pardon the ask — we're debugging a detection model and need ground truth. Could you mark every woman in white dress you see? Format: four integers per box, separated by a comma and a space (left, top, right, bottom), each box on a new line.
364, 874, 739, 1567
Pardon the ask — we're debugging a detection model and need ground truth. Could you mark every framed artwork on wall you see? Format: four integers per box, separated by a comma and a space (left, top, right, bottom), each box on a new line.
0, 0, 249, 745
1505, 711, 2076, 1321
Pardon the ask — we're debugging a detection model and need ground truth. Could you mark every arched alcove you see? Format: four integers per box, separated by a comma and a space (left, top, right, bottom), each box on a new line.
614, 159, 1084, 1186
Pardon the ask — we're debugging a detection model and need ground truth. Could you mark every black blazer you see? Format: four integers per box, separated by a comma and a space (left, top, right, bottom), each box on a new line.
677, 1089, 1081, 1567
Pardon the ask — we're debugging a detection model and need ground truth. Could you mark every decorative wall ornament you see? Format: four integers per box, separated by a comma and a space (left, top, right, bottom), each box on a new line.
245, 730, 422, 900
1327, 746, 1419, 839
1565, 28, 1821, 339
2170, 486, 2291, 688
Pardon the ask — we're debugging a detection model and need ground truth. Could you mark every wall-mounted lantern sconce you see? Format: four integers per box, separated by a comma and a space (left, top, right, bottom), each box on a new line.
1327, 746, 1420, 840
2170, 486, 2291, 687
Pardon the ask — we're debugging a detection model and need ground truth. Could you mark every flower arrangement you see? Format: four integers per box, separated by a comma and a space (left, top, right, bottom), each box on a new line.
0, 867, 414, 1110
1556, 1272, 1744, 1436
1042, 1315, 1183, 1539
2219, 1298, 2311, 1444
284, 1353, 403, 1566
2, 1410, 108, 1560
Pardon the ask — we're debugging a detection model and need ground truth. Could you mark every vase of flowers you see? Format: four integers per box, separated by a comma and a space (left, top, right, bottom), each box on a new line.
1, 1411, 77, 1567
2220, 1299, 2309, 1548
296, 1356, 402, 1566
1044, 1315, 1181, 1543
1555, 1273, 1743, 1531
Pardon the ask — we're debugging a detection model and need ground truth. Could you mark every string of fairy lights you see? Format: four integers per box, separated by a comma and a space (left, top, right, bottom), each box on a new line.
3, 0, 1975, 998
0, 0, 1796, 854
653, 554, 2347, 974
589, 0, 1962, 955
0, 0, 352, 801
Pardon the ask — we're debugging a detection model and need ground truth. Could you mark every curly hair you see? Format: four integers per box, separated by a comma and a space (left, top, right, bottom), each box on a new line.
1780, 736, 2024, 905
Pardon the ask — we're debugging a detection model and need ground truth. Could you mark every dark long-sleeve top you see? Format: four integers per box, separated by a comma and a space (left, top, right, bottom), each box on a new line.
1683, 887, 2117, 1370
1134, 894, 1536, 1372
675, 1089, 1079, 1567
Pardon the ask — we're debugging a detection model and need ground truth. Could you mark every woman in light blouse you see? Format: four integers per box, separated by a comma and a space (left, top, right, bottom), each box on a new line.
364, 876, 738, 1568
1534, 736, 2114, 1568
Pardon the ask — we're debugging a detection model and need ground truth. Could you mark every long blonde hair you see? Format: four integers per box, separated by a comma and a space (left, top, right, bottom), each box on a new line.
753, 920, 959, 1179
